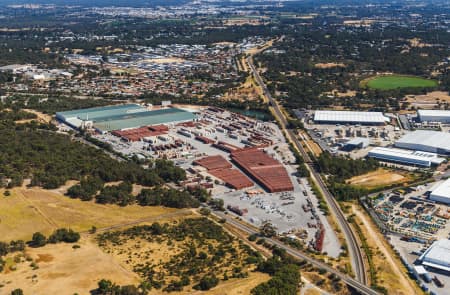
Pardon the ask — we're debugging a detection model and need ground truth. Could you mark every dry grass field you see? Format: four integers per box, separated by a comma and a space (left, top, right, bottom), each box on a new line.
97, 217, 263, 294
346, 168, 410, 190
0, 238, 140, 295
0, 187, 184, 241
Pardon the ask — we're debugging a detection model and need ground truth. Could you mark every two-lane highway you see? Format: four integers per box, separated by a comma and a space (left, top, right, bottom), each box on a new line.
246, 55, 368, 286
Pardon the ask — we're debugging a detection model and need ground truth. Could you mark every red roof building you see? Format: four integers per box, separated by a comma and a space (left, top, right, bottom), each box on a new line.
231, 148, 293, 193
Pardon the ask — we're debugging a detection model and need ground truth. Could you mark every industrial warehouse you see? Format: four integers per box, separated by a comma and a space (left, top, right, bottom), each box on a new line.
313, 110, 390, 125
419, 239, 450, 272
395, 130, 450, 155
368, 147, 446, 167
418, 109, 450, 123
56, 104, 195, 133
230, 147, 294, 193
430, 179, 450, 205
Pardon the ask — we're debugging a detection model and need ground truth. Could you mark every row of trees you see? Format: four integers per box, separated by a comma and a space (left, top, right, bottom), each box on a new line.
30, 229, 80, 248
67, 180, 201, 209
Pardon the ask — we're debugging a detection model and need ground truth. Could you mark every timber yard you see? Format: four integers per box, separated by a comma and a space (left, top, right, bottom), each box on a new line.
55, 102, 341, 257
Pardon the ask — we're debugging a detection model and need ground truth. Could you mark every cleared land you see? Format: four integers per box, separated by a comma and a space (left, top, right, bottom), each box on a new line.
405, 91, 450, 108
346, 168, 410, 190
0, 188, 184, 241
363, 75, 437, 90
0, 238, 139, 295
314, 62, 345, 69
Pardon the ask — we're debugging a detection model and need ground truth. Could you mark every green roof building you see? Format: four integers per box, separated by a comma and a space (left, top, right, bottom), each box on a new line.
56, 104, 195, 132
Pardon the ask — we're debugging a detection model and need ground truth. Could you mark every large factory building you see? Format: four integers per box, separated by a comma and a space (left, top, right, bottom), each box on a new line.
395, 130, 450, 155
56, 104, 195, 133
230, 148, 293, 193
367, 147, 445, 167
430, 178, 450, 205
313, 110, 390, 125
419, 239, 450, 272
418, 110, 450, 123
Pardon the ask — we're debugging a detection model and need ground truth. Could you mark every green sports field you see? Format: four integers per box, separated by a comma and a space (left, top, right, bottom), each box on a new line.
364, 75, 438, 90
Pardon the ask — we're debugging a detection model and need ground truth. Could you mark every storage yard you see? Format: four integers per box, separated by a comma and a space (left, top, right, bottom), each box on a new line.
369, 181, 450, 294
303, 111, 403, 159
57, 104, 341, 256
370, 183, 450, 242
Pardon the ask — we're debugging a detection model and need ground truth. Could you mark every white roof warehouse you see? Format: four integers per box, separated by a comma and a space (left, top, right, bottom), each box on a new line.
430, 178, 450, 205
395, 130, 450, 155
313, 110, 390, 125
368, 147, 445, 167
418, 109, 450, 123
419, 239, 450, 272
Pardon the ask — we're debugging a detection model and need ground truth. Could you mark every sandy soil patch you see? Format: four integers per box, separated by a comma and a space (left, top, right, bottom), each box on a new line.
299, 131, 322, 157
0, 238, 139, 295
405, 91, 450, 108
314, 63, 346, 69
346, 169, 409, 190
22, 109, 52, 123
326, 89, 357, 97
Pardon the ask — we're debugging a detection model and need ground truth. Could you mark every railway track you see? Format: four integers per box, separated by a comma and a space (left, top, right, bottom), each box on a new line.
216, 212, 378, 295
246, 55, 368, 286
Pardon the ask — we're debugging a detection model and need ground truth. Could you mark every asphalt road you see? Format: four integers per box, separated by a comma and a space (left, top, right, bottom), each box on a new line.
246, 55, 369, 287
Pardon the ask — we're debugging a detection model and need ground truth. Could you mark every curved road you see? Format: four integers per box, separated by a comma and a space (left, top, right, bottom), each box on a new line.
246, 55, 368, 286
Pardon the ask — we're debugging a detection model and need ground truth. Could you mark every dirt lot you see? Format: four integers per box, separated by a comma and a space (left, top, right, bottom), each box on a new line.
404, 91, 450, 109
346, 169, 410, 190
23, 109, 53, 123
0, 187, 184, 241
0, 238, 140, 295
350, 204, 422, 295
314, 62, 345, 69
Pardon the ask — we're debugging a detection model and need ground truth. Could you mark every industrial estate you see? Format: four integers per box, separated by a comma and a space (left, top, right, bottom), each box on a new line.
0, 1, 449, 295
